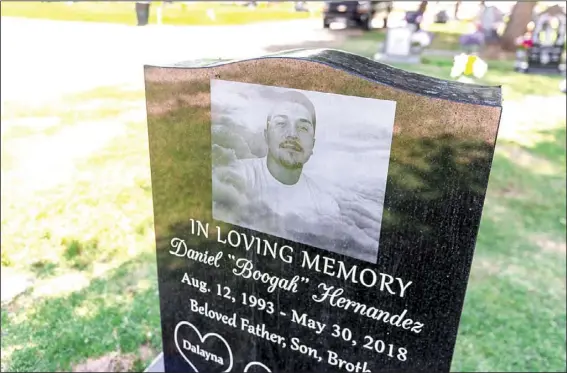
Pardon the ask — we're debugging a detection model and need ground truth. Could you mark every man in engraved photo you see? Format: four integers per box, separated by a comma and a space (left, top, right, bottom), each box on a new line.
213, 90, 344, 244
212, 87, 382, 262
239, 90, 321, 189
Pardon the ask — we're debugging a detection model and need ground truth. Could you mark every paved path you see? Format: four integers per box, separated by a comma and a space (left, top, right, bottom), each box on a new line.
1, 17, 346, 103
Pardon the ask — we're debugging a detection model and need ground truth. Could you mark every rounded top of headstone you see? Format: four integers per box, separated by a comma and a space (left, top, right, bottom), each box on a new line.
146, 49, 502, 107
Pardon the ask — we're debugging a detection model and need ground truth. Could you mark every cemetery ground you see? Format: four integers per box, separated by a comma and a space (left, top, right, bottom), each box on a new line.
1, 60, 565, 372
0, 1, 321, 26
1, 16, 566, 372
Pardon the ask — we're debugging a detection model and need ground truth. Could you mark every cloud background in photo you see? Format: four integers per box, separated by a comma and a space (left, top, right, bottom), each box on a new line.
211, 79, 396, 263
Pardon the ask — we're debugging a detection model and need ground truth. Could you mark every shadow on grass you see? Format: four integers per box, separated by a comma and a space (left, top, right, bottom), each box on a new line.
2, 252, 162, 372
521, 125, 566, 170
30, 260, 59, 279
1, 82, 160, 371
63, 238, 101, 270
452, 122, 566, 371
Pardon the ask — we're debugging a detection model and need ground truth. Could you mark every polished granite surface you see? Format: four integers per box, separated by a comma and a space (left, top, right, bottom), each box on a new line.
144, 49, 502, 373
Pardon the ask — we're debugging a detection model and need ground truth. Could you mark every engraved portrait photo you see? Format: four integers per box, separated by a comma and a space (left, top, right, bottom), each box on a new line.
210, 79, 396, 263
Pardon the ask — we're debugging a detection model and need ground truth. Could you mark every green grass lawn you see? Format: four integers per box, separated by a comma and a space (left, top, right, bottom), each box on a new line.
393, 55, 566, 101
338, 19, 473, 58
336, 20, 563, 102
1, 55, 565, 371
0, 1, 320, 26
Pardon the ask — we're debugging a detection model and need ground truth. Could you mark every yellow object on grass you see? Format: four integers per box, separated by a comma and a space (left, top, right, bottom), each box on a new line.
451, 53, 488, 79
464, 55, 477, 76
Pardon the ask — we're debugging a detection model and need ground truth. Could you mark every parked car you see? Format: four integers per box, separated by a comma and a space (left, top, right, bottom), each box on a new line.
323, 1, 393, 31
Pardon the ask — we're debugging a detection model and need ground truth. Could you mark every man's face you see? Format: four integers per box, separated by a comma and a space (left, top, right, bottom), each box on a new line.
265, 101, 315, 169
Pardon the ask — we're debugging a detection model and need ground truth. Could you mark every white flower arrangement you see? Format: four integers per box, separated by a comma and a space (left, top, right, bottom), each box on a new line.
450, 53, 488, 81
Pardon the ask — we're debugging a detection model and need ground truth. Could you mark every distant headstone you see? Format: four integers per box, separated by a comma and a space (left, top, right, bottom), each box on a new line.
144, 49, 502, 373
478, 5, 504, 43
135, 1, 151, 26
386, 27, 412, 56
515, 6, 566, 74
374, 26, 421, 64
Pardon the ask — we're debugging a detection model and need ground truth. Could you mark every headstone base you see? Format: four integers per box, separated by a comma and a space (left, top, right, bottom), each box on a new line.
514, 65, 566, 76
373, 53, 422, 65
144, 353, 164, 373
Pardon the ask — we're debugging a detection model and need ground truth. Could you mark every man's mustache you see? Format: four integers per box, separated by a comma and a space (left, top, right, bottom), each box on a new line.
279, 139, 303, 152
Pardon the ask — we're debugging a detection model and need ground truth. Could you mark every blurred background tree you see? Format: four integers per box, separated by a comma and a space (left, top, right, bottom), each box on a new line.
501, 1, 538, 51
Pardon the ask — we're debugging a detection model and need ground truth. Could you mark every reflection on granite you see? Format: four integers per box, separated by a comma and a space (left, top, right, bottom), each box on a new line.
145, 49, 502, 373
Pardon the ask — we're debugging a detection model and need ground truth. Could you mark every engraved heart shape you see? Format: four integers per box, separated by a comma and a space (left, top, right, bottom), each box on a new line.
243, 362, 272, 372
174, 321, 234, 373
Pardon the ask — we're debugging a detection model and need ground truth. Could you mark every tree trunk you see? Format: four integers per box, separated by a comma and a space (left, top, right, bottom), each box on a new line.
383, 4, 392, 29
415, 0, 428, 30
500, 1, 537, 51
454, 1, 461, 20
418, 1, 428, 15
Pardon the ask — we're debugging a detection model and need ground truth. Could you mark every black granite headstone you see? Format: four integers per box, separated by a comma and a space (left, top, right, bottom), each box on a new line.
515, 6, 566, 74
144, 49, 502, 373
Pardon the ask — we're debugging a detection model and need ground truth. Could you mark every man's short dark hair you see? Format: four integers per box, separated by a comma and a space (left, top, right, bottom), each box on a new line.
267, 90, 317, 130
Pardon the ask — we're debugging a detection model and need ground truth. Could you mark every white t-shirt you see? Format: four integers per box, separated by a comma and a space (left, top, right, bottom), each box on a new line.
214, 157, 339, 230
212, 157, 380, 261
239, 158, 339, 218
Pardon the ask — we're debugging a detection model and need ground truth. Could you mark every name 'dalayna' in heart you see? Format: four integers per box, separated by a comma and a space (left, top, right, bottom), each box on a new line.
175, 321, 234, 373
